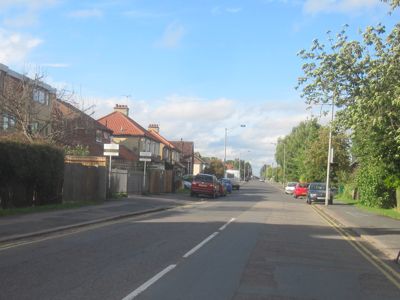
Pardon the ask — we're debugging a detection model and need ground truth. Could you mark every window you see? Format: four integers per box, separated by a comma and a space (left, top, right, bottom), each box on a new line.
1, 114, 15, 130
28, 122, 39, 134
33, 88, 49, 105
96, 130, 102, 142
0, 71, 5, 95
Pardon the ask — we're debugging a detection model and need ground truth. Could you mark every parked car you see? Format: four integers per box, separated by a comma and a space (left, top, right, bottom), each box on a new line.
191, 173, 219, 198
307, 182, 333, 204
230, 178, 240, 190
293, 182, 309, 198
285, 182, 298, 194
217, 181, 227, 197
220, 178, 233, 193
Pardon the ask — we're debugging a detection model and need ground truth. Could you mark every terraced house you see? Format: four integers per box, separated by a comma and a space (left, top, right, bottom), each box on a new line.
0, 63, 56, 140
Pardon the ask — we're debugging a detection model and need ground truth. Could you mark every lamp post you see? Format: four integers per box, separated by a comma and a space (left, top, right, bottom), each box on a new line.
325, 94, 335, 206
224, 124, 246, 177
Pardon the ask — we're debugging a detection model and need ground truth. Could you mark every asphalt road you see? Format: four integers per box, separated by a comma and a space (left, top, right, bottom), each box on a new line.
0, 181, 399, 299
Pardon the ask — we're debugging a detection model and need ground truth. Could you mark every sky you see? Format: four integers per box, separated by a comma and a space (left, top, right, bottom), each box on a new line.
0, 0, 398, 175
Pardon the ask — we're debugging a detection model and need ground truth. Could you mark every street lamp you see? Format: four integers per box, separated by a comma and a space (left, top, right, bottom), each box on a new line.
325, 94, 335, 206
224, 124, 246, 177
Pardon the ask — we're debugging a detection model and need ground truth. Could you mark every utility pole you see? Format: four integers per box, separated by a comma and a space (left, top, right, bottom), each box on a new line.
325, 94, 335, 206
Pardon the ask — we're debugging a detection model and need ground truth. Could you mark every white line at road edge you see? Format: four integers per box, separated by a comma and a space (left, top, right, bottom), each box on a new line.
219, 218, 236, 231
122, 264, 176, 300
183, 232, 219, 258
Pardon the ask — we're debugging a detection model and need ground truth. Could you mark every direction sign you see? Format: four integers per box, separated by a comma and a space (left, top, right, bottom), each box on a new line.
104, 151, 119, 156
104, 144, 119, 150
140, 151, 152, 157
139, 158, 151, 162
104, 144, 119, 157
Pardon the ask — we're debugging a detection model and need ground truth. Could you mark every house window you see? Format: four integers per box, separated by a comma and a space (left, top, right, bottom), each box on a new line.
1, 114, 15, 130
0, 71, 5, 95
33, 88, 49, 105
103, 131, 110, 141
96, 130, 102, 143
146, 140, 151, 152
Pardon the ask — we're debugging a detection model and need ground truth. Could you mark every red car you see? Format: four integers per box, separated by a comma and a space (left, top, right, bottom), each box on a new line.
293, 183, 309, 198
191, 173, 219, 198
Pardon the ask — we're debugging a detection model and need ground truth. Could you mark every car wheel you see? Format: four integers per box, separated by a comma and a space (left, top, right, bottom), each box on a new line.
190, 192, 195, 197
294, 195, 298, 199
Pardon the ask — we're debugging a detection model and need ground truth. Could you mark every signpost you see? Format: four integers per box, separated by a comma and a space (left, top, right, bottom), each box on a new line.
139, 152, 152, 193
104, 144, 119, 193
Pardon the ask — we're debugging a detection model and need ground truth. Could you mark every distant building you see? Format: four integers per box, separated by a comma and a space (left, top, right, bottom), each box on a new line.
170, 140, 194, 175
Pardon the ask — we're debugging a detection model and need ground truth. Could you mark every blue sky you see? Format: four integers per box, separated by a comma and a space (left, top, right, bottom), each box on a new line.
0, 0, 398, 174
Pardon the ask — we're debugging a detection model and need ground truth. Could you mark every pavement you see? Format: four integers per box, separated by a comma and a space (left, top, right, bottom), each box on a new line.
0, 192, 195, 244
268, 180, 400, 262
1, 182, 399, 263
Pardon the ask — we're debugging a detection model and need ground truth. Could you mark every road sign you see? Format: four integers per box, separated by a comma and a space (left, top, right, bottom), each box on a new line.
140, 151, 152, 157
104, 144, 119, 150
104, 151, 119, 156
139, 158, 151, 162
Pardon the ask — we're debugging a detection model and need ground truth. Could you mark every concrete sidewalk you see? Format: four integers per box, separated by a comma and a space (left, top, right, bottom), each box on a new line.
267, 180, 400, 261
0, 193, 194, 244
316, 202, 400, 260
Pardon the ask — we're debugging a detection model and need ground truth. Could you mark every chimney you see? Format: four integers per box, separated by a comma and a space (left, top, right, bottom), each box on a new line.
148, 124, 160, 133
114, 104, 129, 116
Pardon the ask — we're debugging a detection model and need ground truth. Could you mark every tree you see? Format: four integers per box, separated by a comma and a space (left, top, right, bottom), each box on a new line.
303, 127, 350, 184
0, 71, 56, 143
203, 158, 224, 178
275, 119, 320, 182
297, 10, 400, 207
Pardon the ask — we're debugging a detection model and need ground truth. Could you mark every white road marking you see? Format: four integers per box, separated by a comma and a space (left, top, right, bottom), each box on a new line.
183, 232, 219, 258
121, 264, 176, 300
219, 217, 236, 231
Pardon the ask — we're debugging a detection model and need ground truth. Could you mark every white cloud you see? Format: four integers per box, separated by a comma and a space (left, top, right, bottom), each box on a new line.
0, 29, 42, 64
40, 63, 69, 68
0, 0, 57, 10
123, 10, 168, 19
304, 0, 381, 14
156, 22, 186, 49
0, 0, 58, 28
212, 6, 243, 15
68, 8, 103, 18
226, 7, 243, 13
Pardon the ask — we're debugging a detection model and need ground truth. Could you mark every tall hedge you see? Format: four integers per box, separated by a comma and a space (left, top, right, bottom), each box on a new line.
0, 141, 64, 208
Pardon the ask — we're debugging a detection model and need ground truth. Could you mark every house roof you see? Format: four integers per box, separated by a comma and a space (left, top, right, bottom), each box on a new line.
148, 130, 178, 150
194, 154, 207, 164
170, 141, 194, 158
55, 99, 112, 133
97, 111, 155, 139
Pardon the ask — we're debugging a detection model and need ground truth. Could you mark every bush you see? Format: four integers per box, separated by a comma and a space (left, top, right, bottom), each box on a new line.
355, 161, 395, 208
0, 141, 64, 209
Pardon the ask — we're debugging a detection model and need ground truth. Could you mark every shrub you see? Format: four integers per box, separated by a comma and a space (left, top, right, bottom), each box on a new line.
355, 161, 395, 208
0, 141, 64, 209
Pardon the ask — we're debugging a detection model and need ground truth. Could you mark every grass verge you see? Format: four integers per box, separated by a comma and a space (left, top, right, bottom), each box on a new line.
0, 201, 101, 218
336, 195, 400, 220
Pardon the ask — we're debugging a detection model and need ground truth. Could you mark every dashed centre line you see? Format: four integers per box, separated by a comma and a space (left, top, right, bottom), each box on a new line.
121, 264, 177, 300
219, 217, 236, 231
121, 216, 236, 299
183, 231, 219, 258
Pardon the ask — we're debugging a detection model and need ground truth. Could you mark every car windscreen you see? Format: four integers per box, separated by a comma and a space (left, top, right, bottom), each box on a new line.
288, 182, 297, 187
194, 175, 213, 182
309, 184, 325, 190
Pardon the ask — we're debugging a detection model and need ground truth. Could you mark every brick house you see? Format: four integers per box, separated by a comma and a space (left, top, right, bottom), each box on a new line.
0, 63, 56, 138
52, 99, 113, 156
170, 140, 194, 175
98, 105, 161, 162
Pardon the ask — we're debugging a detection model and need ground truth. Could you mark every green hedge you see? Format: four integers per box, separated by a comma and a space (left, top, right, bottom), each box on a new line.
0, 141, 64, 209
